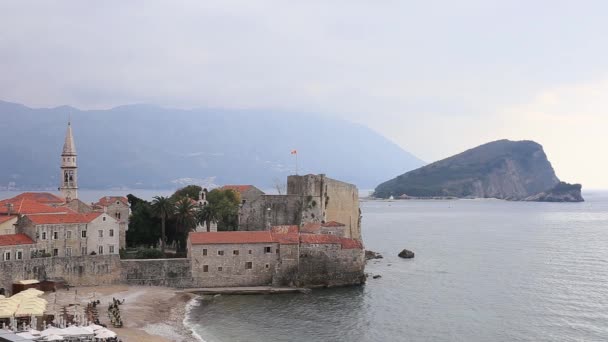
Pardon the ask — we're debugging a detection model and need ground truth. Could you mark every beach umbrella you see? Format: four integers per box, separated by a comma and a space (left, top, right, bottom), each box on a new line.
0, 295, 4, 299
94, 328, 117, 339
87, 323, 104, 331
29, 328, 41, 335
40, 327, 67, 337
62, 326, 94, 336
45, 334, 64, 341
16, 332, 38, 339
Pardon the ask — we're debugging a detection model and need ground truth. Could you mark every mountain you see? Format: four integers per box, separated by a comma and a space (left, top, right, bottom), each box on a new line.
374, 139, 584, 202
0, 100, 424, 190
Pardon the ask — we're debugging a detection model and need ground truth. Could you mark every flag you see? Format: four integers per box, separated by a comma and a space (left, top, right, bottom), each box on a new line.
291, 150, 297, 155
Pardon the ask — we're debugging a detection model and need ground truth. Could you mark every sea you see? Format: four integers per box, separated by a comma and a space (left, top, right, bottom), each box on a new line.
3, 190, 608, 341
183, 190, 608, 342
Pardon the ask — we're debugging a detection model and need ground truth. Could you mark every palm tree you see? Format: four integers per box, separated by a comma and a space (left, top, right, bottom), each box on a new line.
151, 196, 174, 253
197, 205, 218, 232
174, 197, 197, 252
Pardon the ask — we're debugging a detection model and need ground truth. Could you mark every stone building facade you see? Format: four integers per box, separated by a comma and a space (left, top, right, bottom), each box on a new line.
237, 174, 361, 240
92, 196, 130, 249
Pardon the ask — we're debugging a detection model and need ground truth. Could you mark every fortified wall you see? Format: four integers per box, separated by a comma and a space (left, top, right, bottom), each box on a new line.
238, 174, 361, 240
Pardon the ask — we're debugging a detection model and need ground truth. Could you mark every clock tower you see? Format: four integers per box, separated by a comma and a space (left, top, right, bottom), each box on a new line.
59, 121, 78, 201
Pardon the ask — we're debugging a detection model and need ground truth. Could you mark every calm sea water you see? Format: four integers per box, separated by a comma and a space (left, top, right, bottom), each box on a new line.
185, 191, 608, 342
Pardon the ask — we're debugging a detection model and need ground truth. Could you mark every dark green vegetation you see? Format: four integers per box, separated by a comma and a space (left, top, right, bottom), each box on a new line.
0, 100, 424, 190
374, 140, 574, 201
126, 186, 241, 255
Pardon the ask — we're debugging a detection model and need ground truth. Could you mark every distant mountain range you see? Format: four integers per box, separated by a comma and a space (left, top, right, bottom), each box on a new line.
374, 139, 584, 202
0, 100, 424, 190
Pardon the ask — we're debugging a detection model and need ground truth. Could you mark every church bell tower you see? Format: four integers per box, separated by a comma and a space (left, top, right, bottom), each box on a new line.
59, 121, 78, 201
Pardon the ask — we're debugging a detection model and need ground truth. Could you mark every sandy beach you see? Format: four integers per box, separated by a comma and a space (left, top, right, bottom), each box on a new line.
41, 285, 198, 342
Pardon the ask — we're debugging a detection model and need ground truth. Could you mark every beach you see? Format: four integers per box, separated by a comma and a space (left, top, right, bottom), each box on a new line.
41, 285, 197, 342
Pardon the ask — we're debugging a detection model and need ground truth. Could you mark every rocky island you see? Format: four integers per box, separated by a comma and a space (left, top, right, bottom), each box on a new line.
374, 140, 583, 202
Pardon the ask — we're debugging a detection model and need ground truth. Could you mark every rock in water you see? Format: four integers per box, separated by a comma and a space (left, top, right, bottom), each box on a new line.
365, 250, 384, 260
373, 139, 584, 202
524, 182, 584, 202
398, 249, 415, 259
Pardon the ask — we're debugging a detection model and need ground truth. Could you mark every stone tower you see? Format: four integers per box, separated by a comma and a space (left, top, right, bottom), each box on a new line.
59, 121, 78, 201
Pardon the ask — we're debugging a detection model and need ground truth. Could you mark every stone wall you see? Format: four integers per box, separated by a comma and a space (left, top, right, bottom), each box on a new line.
238, 195, 302, 231
190, 243, 279, 287
297, 244, 365, 287
0, 255, 122, 295
120, 259, 192, 288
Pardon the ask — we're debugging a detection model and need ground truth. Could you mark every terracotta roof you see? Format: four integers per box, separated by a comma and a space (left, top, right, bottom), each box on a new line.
0, 199, 71, 215
220, 185, 254, 193
25, 212, 102, 225
0, 215, 17, 224
270, 225, 300, 245
340, 238, 363, 250
95, 196, 128, 207
322, 221, 345, 227
301, 222, 322, 233
190, 231, 276, 245
7, 192, 65, 204
0, 233, 35, 246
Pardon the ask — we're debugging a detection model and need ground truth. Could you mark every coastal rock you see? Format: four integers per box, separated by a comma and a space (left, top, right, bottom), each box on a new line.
398, 249, 415, 259
373, 139, 584, 202
365, 250, 384, 260
372, 275, 382, 279
524, 182, 584, 202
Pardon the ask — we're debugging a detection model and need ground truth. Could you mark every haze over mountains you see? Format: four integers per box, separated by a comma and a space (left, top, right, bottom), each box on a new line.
0, 100, 424, 190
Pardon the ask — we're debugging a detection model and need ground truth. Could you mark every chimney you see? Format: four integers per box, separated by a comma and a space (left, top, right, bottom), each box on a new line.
6, 203, 13, 216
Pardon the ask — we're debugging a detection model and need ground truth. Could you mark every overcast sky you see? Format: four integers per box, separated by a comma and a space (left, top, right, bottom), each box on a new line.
1, 1, 607, 188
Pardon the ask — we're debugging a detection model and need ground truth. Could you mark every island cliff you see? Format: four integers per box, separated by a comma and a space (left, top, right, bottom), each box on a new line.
374, 140, 584, 202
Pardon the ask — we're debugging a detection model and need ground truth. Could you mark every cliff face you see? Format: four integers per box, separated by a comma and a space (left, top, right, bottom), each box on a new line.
374, 140, 580, 201
524, 182, 584, 202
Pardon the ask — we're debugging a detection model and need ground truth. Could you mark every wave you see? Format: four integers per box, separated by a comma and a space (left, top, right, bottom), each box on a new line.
183, 296, 208, 342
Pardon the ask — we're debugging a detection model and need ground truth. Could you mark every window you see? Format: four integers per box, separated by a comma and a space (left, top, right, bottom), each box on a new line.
217, 266, 223, 271
264, 247, 271, 253
233, 250, 239, 256
81, 230, 87, 238
66, 231, 72, 239
103, 216, 106, 222
42, 232, 47, 240
217, 250, 224, 256
98, 230, 103, 238
248, 250, 252, 254
202, 249, 207, 256
98, 246, 104, 255
53, 249, 59, 257
3, 251, 11, 261
245, 262, 253, 269
65, 247, 72, 257
265, 264, 270, 269
109, 229, 114, 237
109, 245, 115, 254
81, 247, 87, 256
53, 231, 59, 240
203, 265, 209, 272
115, 212, 121, 220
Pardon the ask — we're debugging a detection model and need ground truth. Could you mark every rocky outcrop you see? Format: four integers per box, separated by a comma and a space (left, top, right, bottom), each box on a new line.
398, 249, 415, 259
374, 140, 584, 202
365, 250, 383, 260
524, 182, 584, 202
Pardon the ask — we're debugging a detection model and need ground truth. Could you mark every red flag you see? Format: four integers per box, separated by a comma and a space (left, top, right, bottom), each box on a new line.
291, 150, 297, 155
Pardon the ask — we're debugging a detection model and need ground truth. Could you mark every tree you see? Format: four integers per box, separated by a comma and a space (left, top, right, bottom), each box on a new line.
273, 177, 286, 195
206, 189, 241, 231
174, 197, 197, 253
126, 194, 161, 248
171, 185, 203, 202
151, 196, 174, 253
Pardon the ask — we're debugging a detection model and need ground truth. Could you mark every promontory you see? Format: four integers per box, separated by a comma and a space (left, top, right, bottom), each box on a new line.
374, 139, 584, 202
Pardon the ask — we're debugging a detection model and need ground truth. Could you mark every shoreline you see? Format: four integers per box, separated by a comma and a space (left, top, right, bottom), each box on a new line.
41, 285, 200, 342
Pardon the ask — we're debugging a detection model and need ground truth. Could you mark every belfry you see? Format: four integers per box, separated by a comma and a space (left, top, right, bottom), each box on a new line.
59, 121, 78, 201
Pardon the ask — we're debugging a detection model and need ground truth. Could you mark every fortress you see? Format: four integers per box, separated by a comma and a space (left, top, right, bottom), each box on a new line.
0, 122, 366, 294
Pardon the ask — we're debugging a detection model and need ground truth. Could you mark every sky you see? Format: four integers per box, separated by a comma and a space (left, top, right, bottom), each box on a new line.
1, 1, 607, 188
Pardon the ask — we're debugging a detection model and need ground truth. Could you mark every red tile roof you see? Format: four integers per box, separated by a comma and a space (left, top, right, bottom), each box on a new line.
300, 234, 342, 245
0, 199, 71, 215
301, 222, 322, 233
190, 231, 276, 245
0, 215, 17, 224
8, 192, 65, 204
95, 196, 128, 207
0, 233, 35, 246
340, 238, 363, 250
25, 212, 102, 225
220, 185, 254, 193
270, 226, 300, 245
322, 221, 345, 227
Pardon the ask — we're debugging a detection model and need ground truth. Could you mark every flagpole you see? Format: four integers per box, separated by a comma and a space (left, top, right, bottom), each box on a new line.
296, 152, 299, 175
